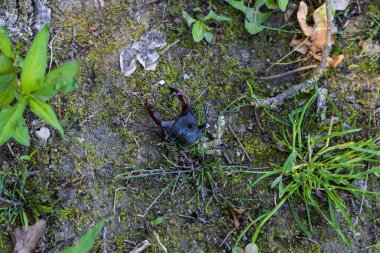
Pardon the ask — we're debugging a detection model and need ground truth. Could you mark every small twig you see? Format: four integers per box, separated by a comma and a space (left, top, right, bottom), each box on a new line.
219, 227, 237, 247
266, 36, 310, 72
137, 180, 173, 218
254, 107, 265, 132
296, 236, 317, 244
7, 143, 15, 157
113, 187, 127, 214
161, 39, 180, 54
221, 165, 271, 170
259, 65, 317, 80
194, 87, 209, 103
102, 225, 107, 253
129, 240, 151, 253
269, 55, 310, 65
119, 170, 193, 179
228, 124, 252, 162
70, 25, 77, 60
152, 230, 168, 253
49, 29, 61, 71
252, 0, 333, 108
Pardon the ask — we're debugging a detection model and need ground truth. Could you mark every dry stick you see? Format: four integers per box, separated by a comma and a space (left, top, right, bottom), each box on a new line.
129, 240, 151, 253
48, 30, 61, 71
228, 124, 252, 162
113, 187, 127, 214
266, 36, 310, 72
258, 65, 318, 80
161, 39, 180, 54
254, 107, 265, 132
137, 180, 173, 218
103, 226, 107, 253
220, 227, 237, 247
70, 25, 76, 60
7, 143, 15, 157
152, 230, 168, 253
253, 0, 333, 108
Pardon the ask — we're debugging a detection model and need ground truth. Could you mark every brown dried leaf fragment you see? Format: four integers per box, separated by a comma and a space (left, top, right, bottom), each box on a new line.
309, 51, 344, 68
294, 1, 343, 68
228, 204, 246, 228
297, 1, 313, 36
12, 220, 46, 253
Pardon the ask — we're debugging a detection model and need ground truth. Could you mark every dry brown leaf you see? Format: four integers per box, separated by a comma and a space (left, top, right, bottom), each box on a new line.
12, 220, 46, 253
310, 3, 329, 52
228, 204, 246, 228
297, 1, 330, 52
297, 1, 313, 36
309, 51, 344, 68
293, 1, 343, 68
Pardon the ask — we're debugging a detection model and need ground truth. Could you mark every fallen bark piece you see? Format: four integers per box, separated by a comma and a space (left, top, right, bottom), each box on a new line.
120, 31, 166, 76
12, 220, 46, 253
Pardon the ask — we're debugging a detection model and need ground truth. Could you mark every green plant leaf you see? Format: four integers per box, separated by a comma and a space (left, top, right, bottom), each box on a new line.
245, 5, 272, 35
0, 53, 15, 75
278, 0, 289, 12
29, 96, 64, 136
61, 221, 104, 253
13, 117, 30, 146
205, 31, 214, 43
263, 0, 278, 9
228, 0, 247, 12
32, 61, 78, 101
151, 216, 165, 226
0, 54, 17, 107
203, 10, 230, 21
283, 151, 297, 172
192, 21, 206, 42
0, 29, 15, 59
0, 98, 27, 146
182, 10, 196, 26
229, 0, 271, 35
21, 24, 49, 95
271, 175, 282, 189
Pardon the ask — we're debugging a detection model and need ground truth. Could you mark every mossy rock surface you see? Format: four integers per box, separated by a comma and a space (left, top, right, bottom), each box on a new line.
0, 0, 379, 252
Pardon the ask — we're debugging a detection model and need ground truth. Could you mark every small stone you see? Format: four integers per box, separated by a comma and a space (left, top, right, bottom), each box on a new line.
35, 127, 50, 146
183, 73, 190, 80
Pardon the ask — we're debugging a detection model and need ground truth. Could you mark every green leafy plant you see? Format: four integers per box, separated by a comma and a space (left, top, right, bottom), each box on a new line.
0, 23, 78, 146
182, 8, 230, 43
235, 90, 380, 249
0, 165, 59, 230
228, 0, 288, 34
61, 221, 104, 253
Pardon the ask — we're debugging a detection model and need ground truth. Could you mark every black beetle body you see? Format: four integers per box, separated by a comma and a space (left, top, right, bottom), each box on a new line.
146, 87, 206, 147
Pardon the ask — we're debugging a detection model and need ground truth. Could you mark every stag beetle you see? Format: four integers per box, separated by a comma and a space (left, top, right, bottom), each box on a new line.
146, 87, 207, 147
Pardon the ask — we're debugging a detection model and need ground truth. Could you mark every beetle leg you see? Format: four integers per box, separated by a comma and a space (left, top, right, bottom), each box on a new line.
146, 100, 174, 128
168, 87, 189, 116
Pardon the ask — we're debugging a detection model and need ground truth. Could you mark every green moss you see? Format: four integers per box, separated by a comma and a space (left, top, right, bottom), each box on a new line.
0, 232, 12, 253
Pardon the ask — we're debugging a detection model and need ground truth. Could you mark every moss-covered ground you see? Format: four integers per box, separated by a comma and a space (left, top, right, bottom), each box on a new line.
0, 0, 379, 252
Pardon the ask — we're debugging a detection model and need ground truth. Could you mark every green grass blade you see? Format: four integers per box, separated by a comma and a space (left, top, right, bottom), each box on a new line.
61, 221, 105, 253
